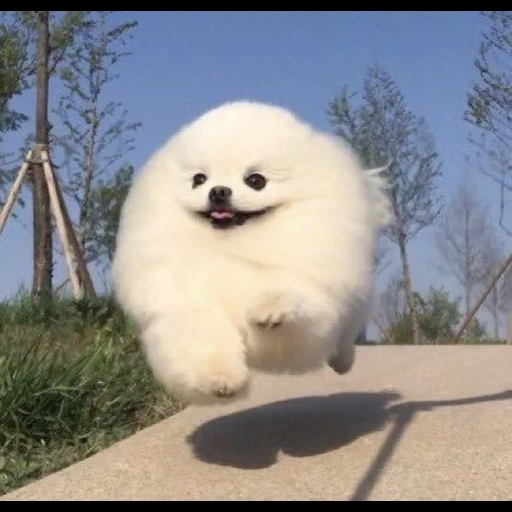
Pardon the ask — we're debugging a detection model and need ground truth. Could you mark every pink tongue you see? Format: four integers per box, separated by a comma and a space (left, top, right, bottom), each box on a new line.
211, 211, 234, 220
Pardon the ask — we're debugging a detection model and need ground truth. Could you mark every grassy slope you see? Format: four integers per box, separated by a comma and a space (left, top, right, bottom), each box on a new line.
0, 293, 184, 496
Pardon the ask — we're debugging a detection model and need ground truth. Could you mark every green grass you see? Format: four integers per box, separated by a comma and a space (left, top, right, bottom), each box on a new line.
0, 292, 184, 496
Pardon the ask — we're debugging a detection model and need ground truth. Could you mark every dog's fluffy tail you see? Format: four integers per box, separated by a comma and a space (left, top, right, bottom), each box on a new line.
364, 162, 395, 230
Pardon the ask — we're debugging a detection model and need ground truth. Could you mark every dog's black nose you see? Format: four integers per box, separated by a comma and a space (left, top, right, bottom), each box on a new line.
209, 186, 232, 204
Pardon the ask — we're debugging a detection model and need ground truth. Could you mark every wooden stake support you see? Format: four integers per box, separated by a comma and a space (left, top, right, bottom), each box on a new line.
453, 252, 512, 343
0, 145, 96, 300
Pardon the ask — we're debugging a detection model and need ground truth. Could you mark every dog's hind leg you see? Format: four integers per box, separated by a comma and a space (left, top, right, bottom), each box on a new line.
328, 303, 368, 375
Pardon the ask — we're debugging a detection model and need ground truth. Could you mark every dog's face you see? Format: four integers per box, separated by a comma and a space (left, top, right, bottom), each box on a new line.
188, 166, 273, 229
168, 101, 317, 230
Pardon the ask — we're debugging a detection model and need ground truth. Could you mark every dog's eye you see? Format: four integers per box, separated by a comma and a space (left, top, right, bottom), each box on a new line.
192, 172, 207, 188
244, 172, 266, 191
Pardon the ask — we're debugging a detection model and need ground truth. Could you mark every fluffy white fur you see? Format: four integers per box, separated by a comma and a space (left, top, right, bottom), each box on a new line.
111, 100, 393, 405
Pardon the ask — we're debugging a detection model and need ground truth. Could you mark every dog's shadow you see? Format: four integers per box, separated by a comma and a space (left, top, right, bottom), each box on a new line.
187, 388, 512, 474
186, 391, 401, 470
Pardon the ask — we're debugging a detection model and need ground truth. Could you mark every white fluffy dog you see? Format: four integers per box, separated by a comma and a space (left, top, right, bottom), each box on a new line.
111, 100, 393, 405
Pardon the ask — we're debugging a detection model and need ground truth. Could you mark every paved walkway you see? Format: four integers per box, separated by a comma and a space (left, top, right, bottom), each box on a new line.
2, 345, 512, 501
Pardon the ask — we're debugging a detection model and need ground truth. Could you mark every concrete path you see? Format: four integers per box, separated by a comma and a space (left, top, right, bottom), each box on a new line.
2, 345, 512, 501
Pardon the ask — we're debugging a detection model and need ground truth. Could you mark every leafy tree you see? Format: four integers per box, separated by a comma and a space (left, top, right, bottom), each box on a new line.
0, 15, 32, 194
327, 64, 442, 345
0, 11, 90, 299
84, 164, 134, 269
466, 11, 512, 235
383, 287, 464, 344
465, 11, 512, 343
418, 287, 463, 342
52, 11, 140, 278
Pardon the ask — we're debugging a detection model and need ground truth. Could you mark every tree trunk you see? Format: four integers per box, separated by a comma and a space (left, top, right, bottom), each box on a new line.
398, 234, 421, 345
31, 11, 53, 301
493, 309, 500, 340
508, 299, 512, 345
490, 287, 500, 339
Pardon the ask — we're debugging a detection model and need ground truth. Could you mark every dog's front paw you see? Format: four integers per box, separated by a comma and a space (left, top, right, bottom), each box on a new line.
193, 353, 250, 402
249, 291, 302, 329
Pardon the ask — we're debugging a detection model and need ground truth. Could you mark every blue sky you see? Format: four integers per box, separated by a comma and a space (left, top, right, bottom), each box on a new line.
1, 11, 507, 330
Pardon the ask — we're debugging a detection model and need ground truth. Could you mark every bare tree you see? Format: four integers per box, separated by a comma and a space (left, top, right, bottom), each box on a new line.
477, 232, 512, 340
327, 64, 442, 344
434, 179, 492, 319
379, 270, 406, 330
506, 271, 512, 344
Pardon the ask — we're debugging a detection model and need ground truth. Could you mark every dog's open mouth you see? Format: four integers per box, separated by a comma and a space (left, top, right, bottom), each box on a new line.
197, 208, 268, 229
